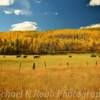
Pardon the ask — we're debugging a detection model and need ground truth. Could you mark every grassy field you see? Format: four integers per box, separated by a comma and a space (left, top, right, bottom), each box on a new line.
0, 54, 100, 100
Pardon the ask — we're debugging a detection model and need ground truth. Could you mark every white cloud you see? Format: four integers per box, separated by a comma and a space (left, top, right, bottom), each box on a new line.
54, 12, 59, 16
4, 9, 31, 15
4, 10, 12, 14
80, 23, 100, 29
44, 12, 59, 16
14, 9, 22, 15
34, 0, 42, 4
10, 21, 38, 31
15, 9, 32, 15
0, 0, 32, 16
4, 9, 20, 15
89, 0, 100, 6
0, 0, 14, 6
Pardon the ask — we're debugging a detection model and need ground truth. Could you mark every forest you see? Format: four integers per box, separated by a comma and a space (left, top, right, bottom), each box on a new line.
0, 28, 99, 55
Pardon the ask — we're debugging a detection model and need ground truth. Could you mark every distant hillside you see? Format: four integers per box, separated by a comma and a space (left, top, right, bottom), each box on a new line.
81, 28, 100, 31
0, 28, 99, 55
0, 28, 99, 39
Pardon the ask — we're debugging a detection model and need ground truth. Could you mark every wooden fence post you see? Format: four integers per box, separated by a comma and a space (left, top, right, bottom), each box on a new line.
96, 61, 98, 66
66, 62, 69, 66
19, 62, 22, 72
0, 63, 2, 72
44, 62, 46, 68
33, 63, 36, 70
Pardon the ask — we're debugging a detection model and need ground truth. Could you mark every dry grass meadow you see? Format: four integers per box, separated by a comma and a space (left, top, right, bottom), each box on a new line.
0, 54, 100, 100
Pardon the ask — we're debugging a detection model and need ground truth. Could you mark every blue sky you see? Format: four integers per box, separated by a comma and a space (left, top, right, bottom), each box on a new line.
0, 0, 100, 31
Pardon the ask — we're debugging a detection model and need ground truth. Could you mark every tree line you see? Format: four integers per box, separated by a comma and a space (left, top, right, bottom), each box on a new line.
0, 29, 99, 55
